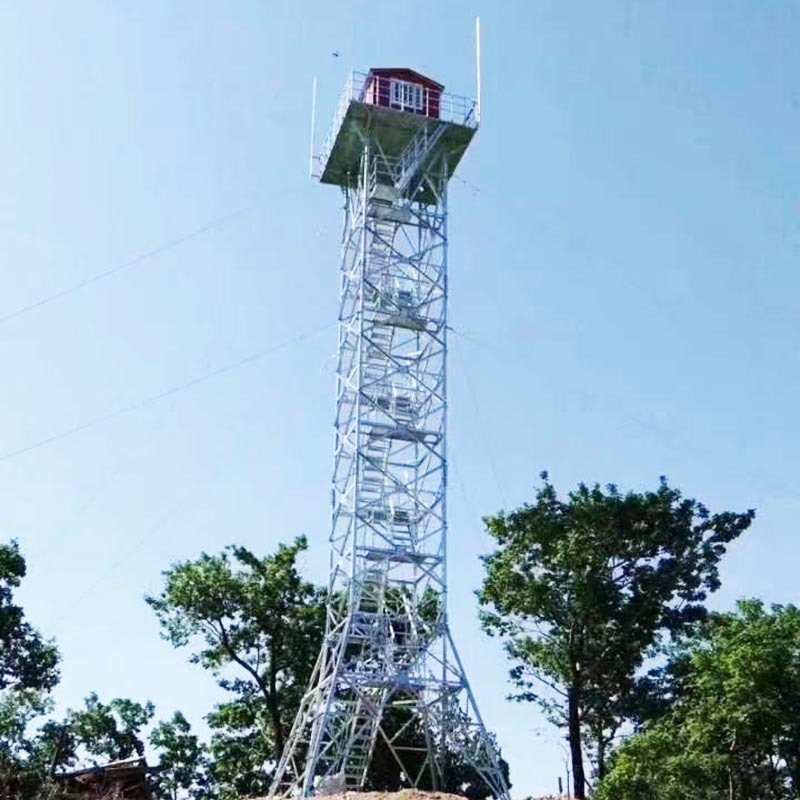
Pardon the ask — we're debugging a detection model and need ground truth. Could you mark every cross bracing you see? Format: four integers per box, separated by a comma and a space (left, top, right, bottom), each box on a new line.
270, 91, 509, 800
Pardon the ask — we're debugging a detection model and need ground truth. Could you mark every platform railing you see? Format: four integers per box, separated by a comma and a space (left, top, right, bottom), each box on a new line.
315, 71, 478, 178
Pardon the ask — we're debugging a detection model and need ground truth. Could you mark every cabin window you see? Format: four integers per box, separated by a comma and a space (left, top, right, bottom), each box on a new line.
390, 79, 424, 112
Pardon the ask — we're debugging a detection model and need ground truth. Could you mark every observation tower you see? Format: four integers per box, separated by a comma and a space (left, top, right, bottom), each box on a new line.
270, 63, 509, 799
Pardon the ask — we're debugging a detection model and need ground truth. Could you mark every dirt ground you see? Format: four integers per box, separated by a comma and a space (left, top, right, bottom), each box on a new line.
318, 793, 567, 800
324, 789, 566, 800
320, 793, 466, 800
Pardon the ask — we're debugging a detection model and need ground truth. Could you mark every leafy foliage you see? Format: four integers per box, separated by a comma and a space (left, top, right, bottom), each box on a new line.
146, 536, 503, 797
0, 541, 61, 797
0, 541, 59, 694
0, 540, 165, 799
150, 712, 210, 800
61, 693, 155, 765
205, 687, 275, 799
0, 689, 55, 798
147, 537, 325, 798
600, 601, 800, 800
479, 474, 753, 798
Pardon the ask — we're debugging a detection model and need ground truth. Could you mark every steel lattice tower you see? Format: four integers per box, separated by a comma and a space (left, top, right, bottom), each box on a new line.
270, 68, 509, 800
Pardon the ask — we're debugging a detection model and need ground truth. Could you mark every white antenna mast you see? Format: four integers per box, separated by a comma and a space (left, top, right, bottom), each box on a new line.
309, 76, 318, 177
476, 16, 482, 123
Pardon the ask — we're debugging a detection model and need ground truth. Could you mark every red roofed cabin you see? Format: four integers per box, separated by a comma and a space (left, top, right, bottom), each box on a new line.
361, 68, 443, 120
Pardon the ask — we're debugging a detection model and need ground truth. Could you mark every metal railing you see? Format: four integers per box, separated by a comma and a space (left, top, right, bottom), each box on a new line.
315, 71, 478, 178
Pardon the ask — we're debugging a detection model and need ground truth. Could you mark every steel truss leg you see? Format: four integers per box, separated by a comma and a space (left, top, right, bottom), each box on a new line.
271, 138, 509, 800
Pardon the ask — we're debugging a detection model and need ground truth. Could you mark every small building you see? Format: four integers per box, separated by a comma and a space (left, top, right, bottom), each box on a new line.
361, 67, 443, 119
317, 67, 477, 194
55, 757, 154, 800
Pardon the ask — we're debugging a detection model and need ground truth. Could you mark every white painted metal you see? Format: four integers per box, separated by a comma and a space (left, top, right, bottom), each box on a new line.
270, 72, 508, 800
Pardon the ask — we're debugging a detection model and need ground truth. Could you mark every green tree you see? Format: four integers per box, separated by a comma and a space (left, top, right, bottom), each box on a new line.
479, 474, 753, 799
147, 537, 325, 798
0, 541, 60, 797
61, 693, 155, 765
0, 541, 175, 799
205, 684, 274, 799
28, 692, 156, 781
0, 541, 59, 694
150, 712, 210, 800
0, 689, 55, 798
600, 600, 800, 800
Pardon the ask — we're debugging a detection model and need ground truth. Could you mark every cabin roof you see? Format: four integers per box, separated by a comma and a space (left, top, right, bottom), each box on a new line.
55, 757, 154, 800
366, 68, 444, 90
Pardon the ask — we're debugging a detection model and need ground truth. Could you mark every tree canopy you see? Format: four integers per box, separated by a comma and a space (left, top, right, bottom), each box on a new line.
60, 693, 155, 765
147, 536, 326, 798
150, 711, 210, 800
479, 474, 754, 798
0, 472, 775, 800
0, 541, 59, 694
147, 537, 510, 798
0, 540, 168, 799
600, 600, 800, 800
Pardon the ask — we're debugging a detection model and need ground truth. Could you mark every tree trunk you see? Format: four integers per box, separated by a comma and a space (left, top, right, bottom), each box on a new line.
786, 734, 800, 797
268, 652, 285, 763
48, 725, 68, 778
567, 684, 586, 800
728, 731, 737, 800
596, 730, 606, 782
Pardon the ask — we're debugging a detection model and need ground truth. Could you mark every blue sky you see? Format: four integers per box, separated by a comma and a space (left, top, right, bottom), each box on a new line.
1, 1, 799, 796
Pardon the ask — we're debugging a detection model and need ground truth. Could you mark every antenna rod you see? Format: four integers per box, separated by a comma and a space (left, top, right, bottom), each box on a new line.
476, 17, 482, 123
309, 76, 318, 177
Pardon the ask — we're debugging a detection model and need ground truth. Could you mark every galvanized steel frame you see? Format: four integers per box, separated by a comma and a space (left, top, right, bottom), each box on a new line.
271, 108, 508, 800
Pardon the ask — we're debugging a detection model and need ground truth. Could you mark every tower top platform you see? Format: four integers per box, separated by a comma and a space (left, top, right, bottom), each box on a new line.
315, 70, 478, 191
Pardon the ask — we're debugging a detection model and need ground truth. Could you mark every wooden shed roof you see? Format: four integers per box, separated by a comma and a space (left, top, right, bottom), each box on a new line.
366, 68, 444, 90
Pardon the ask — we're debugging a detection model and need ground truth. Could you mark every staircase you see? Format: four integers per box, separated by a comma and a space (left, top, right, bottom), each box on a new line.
360, 432, 390, 519
342, 693, 386, 789
394, 122, 447, 197
389, 506, 415, 557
